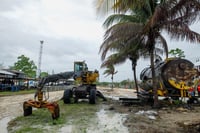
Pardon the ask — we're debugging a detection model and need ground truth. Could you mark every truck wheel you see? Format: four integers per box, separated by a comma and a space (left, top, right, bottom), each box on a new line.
63, 89, 72, 104
23, 102, 32, 116
52, 103, 60, 119
89, 89, 96, 104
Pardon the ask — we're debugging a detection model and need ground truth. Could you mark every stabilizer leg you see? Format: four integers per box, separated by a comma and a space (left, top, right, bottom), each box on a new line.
96, 90, 107, 101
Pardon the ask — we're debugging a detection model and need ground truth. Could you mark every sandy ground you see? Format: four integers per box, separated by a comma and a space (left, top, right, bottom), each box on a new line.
0, 87, 134, 133
0, 90, 64, 133
1, 87, 200, 133
99, 88, 200, 133
0, 87, 136, 120
97, 87, 137, 98
0, 90, 64, 120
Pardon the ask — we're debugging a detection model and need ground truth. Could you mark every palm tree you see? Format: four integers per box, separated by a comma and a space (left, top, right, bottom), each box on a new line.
139, 0, 200, 107
103, 64, 118, 90
95, 0, 200, 108
100, 34, 141, 94
99, 9, 153, 95
96, 0, 168, 106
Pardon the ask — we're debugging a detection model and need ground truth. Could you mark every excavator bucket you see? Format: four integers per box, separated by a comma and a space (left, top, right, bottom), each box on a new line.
46, 102, 60, 119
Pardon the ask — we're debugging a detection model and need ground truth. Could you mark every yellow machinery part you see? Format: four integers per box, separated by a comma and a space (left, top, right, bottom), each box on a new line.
168, 79, 191, 97
75, 71, 99, 85
168, 79, 190, 90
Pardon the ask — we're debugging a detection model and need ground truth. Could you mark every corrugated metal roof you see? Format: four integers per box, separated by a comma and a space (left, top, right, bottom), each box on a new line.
0, 70, 16, 75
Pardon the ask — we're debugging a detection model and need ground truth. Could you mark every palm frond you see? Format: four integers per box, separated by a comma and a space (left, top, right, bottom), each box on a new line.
156, 34, 168, 59
99, 22, 143, 60
101, 52, 127, 68
103, 14, 141, 28
165, 24, 200, 43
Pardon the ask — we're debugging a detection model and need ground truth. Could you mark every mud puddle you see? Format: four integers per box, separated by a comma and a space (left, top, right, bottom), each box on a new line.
0, 117, 13, 133
87, 108, 128, 133
59, 106, 129, 133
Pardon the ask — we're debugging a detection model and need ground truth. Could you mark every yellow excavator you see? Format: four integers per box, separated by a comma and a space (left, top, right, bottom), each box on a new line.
63, 61, 106, 104
23, 61, 106, 119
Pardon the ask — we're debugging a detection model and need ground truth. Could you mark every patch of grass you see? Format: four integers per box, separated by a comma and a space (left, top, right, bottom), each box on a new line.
0, 90, 36, 97
8, 100, 101, 133
15, 127, 44, 133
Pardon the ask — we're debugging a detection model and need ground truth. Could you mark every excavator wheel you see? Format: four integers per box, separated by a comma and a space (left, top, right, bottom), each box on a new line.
63, 89, 73, 104
23, 102, 32, 116
89, 88, 96, 104
52, 103, 60, 119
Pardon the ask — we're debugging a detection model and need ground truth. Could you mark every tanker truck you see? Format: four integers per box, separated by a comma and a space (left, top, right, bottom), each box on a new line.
138, 57, 199, 101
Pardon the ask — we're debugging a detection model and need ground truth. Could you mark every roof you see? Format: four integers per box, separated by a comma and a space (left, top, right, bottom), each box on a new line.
194, 61, 200, 66
2, 69, 24, 74
0, 70, 16, 75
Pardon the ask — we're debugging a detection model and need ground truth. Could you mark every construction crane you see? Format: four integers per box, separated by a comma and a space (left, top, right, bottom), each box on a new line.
37, 40, 44, 79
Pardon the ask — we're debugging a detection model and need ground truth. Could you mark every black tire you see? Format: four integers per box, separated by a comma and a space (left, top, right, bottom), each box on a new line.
23, 102, 32, 116
63, 89, 72, 104
89, 89, 96, 104
52, 103, 60, 119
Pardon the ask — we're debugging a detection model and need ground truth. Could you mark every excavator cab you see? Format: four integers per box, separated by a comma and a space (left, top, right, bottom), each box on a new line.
74, 61, 88, 73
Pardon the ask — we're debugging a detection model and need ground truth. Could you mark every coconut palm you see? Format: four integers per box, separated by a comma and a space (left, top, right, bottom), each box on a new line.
101, 50, 140, 94
95, 0, 200, 108
100, 9, 169, 94
99, 8, 155, 95
103, 64, 118, 90
97, 0, 168, 107
139, 0, 200, 107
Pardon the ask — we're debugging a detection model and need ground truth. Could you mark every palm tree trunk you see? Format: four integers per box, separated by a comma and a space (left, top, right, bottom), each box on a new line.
132, 63, 139, 97
111, 75, 113, 90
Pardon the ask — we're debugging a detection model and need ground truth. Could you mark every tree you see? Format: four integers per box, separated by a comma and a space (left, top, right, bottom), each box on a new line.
100, 41, 141, 94
11, 55, 37, 78
40, 72, 48, 78
103, 64, 118, 90
99, 6, 169, 96
95, 0, 200, 108
97, 0, 168, 102
139, 1, 200, 107
169, 48, 185, 58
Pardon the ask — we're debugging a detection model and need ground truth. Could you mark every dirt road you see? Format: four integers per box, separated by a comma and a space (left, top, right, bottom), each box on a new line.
0, 87, 136, 120
0, 90, 64, 120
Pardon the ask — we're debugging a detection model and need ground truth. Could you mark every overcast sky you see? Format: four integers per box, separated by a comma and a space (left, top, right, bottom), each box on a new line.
0, 0, 200, 82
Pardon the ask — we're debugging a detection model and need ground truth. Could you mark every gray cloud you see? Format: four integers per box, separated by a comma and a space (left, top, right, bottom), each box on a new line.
0, 0, 199, 82
0, 0, 27, 11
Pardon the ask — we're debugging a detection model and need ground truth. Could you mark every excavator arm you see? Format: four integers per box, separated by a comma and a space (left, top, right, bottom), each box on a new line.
38, 71, 74, 88
24, 71, 74, 120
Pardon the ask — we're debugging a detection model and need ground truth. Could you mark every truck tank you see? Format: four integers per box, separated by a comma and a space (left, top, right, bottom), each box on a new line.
139, 58, 199, 99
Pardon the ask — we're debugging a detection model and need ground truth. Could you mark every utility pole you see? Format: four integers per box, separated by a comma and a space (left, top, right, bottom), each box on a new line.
37, 40, 44, 79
